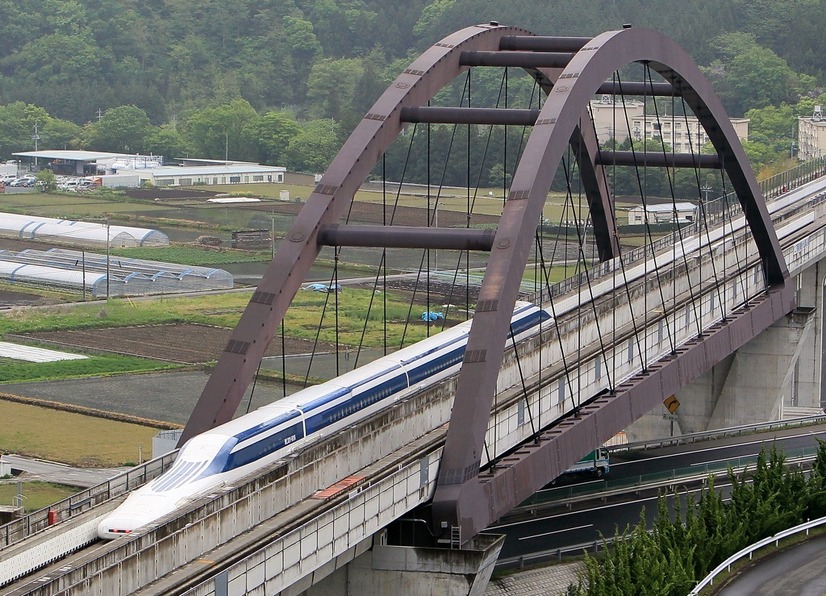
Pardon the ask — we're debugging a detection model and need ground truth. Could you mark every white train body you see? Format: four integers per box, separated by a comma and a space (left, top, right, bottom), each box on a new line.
98, 302, 549, 540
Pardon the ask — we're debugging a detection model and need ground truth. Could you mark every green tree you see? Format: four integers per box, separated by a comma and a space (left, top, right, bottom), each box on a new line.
36, 169, 56, 192
180, 99, 260, 161
704, 33, 814, 116
248, 111, 301, 166
84, 105, 152, 153
145, 125, 190, 161
40, 118, 83, 150
745, 104, 796, 154
0, 102, 51, 158
284, 119, 340, 173
305, 58, 365, 122
805, 439, 826, 519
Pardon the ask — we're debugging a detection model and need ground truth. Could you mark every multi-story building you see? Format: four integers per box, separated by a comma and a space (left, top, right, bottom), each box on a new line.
589, 96, 749, 154
797, 106, 826, 160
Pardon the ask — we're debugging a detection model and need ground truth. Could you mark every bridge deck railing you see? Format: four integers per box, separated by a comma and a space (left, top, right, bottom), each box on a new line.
526, 158, 826, 307
612, 414, 826, 454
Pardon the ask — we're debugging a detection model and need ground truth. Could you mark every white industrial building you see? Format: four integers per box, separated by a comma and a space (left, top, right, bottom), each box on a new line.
797, 106, 826, 160
13, 150, 161, 176
12, 150, 286, 187
135, 164, 285, 187
627, 202, 698, 225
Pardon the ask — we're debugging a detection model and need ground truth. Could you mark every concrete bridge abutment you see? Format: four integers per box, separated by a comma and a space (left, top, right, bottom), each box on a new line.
305, 532, 504, 596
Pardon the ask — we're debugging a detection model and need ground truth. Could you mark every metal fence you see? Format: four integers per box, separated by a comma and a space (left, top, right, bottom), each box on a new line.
0, 451, 177, 550
688, 515, 826, 594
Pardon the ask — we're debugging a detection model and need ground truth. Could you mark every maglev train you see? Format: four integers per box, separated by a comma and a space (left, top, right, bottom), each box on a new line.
97, 301, 550, 539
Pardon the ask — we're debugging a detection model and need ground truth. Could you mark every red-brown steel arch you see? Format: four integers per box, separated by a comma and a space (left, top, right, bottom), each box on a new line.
179, 22, 529, 444
176, 23, 794, 547
430, 26, 792, 543
178, 22, 617, 444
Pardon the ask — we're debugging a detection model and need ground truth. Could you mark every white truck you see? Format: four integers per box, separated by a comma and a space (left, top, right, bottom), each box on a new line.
95, 174, 141, 188
561, 447, 610, 478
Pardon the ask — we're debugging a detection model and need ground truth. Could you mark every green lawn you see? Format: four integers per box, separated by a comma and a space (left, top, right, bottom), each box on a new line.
0, 355, 180, 383
0, 481, 80, 512
0, 287, 441, 351
110, 245, 268, 265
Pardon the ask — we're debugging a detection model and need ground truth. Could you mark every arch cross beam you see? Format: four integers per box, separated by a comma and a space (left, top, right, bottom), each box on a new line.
430, 27, 791, 543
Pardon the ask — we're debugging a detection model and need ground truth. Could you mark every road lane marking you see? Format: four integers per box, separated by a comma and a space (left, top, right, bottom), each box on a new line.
610, 430, 826, 467
519, 524, 593, 541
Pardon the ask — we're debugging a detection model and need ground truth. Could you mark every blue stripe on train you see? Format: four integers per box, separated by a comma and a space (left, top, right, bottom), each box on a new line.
196, 306, 549, 477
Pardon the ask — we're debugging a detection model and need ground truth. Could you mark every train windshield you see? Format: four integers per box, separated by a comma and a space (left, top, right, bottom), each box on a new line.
178, 433, 234, 462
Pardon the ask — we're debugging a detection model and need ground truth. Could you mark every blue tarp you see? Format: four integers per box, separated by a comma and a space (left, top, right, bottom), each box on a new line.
421, 311, 444, 321
305, 283, 342, 293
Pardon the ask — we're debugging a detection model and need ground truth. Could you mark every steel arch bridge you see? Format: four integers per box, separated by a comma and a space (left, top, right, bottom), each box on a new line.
181, 23, 795, 546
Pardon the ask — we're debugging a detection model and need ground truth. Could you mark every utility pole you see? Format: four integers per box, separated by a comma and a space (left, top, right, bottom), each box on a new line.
105, 217, 110, 300
32, 123, 40, 168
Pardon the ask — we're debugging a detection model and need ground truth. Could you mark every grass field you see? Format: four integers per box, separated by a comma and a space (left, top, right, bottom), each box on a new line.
110, 245, 268, 265
0, 481, 80, 512
0, 355, 181, 383
0, 191, 163, 218
1, 182, 618, 228
0, 287, 441, 348
0, 399, 160, 467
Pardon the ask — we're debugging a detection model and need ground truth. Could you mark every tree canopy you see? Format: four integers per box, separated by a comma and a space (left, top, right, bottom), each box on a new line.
0, 1, 824, 177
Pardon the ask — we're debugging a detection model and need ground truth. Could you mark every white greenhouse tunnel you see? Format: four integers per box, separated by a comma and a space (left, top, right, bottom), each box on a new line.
0, 212, 168, 247
0, 249, 234, 297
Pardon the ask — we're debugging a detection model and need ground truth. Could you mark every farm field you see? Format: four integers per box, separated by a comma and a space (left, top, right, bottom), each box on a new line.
0, 398, 161, 467
0, 179, 596, 470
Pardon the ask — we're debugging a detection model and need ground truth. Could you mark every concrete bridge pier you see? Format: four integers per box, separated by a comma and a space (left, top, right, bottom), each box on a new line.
626, 263, 823, 441
306, 532, 504, 596
793, 262, 822, 411
671, 308, 813, 433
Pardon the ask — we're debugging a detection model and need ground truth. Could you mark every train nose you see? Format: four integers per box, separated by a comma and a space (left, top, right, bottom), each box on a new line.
97, 514, 143, 540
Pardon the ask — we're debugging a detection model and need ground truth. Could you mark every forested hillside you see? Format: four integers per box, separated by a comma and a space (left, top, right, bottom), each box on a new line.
1, 0, 825, 177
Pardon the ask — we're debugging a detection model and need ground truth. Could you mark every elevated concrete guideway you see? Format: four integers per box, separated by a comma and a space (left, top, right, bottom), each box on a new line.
5, 173, 826, 595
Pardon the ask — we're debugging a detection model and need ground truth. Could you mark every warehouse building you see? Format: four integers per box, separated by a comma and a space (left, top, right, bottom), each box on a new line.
12, 150, 286, 187
135, 164, 286, 186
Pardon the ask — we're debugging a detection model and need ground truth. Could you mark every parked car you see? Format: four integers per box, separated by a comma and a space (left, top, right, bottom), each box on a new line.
76, 178, 98, 191
58, 178, 80, 191
9, 176, 36, 187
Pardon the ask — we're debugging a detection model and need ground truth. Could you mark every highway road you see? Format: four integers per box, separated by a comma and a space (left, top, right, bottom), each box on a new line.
0, 454, 125, 488
715, 534, 826, 595
488, 423, 826, 564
